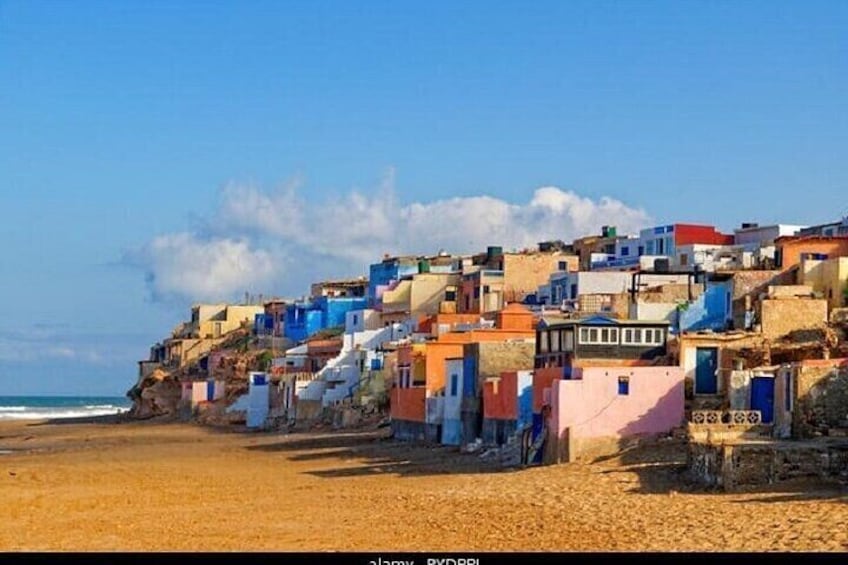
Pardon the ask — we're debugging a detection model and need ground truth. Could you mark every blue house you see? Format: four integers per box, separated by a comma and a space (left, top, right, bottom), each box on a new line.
283, 296, 368, 342
253, 313, 275, 336
678, 277, 733, 333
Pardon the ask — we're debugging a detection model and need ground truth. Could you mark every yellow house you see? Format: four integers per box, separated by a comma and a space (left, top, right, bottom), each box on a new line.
190, 303, 265, 339
381, 272, 461, 319
801, 257, 848, 313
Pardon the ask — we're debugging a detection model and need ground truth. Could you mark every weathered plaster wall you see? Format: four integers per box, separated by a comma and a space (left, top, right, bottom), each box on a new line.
760, 297, 828, 341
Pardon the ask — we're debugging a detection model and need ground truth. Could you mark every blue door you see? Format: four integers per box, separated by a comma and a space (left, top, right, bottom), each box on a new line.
751, 376, 775, 424
695, 348, 718, 394
207, 380, 215, 401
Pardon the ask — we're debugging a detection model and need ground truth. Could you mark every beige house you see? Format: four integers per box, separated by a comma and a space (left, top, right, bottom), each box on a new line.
380, 272, 461, 319
188, 304, 265, 339
800, 256, 848, 314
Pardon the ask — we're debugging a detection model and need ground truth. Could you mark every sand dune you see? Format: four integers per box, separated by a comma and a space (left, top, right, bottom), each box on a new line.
1, 419, 847, 551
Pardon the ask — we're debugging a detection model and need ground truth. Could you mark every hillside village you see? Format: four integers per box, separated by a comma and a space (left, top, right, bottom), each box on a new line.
129, 216, 848, 490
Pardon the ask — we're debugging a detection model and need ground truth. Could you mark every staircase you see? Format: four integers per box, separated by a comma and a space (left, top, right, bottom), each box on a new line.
318, 325, 399, 407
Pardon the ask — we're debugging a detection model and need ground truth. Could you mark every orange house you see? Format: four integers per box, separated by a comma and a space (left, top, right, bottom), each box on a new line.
776, 236, 848, 272
484, 371, 519, 420
391, 303, 537, 441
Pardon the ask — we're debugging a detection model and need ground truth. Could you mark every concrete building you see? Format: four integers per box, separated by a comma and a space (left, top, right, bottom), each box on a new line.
591, 223, 734, 271
482, 370, 533, 446
186, 304, 264, 340
380, 272, 462, 321
572, 226, 630, 271
797, 216, 848, 238
534, 314, 671, 372
775, 235, 848, 272
391, 305, 536, 444
284, 296, 368, 342
548, 366, 685, 462
733, 223, 806, 247
800, 256, 848, 313
368, 256, 426, 307
310, 277, 368, 299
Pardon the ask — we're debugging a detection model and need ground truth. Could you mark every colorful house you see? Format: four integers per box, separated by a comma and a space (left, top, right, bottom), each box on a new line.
247, 372, 270, 429
391, 304, 537, 445
482, 370, 533, 446
379, 272, 461, 322
190, 379, 226, 408
530, 314, 673, 463
283, 296, 368, 342
775, 235, 848, 272
592, 223, 734, 270
368, 256, 422, 307
458, 244, 579, 313
800, 256, 848, 313
310, 277, 368, 299
548, 366, 685, 462
534, 314, 671, 372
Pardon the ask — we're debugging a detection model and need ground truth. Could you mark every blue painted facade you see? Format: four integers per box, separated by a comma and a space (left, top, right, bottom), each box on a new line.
517, 372, 534, 431
315, 296, 368, 328
283, 297, 368, 342
678, 280, 733, 333
368, 259, 420, 307
441, 419, 462, 446
253, 313, 276, 336
283, 304, 323, 342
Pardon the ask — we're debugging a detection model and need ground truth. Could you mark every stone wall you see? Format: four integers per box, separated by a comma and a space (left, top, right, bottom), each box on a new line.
688, 439, 848, 491
730, 270, 793, 330
793, 363, 848, 439
477, 341, 536, 383
760, 297, 828, 341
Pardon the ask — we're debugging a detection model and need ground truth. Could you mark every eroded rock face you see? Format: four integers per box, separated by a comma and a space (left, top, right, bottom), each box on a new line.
132, 380, 182, 419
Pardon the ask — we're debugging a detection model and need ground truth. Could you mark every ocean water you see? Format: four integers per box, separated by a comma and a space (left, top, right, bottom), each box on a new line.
0, 396, 132, 420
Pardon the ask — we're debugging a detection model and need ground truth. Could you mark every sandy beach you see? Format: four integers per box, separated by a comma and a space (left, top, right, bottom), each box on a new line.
1, 418, 847, 552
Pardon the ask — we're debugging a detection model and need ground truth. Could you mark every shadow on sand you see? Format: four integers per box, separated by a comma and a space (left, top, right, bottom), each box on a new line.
25, 413, 132, 427
244, 429, 514, 479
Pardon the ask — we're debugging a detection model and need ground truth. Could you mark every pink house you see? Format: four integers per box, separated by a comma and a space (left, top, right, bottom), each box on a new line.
550, 366, 684, 462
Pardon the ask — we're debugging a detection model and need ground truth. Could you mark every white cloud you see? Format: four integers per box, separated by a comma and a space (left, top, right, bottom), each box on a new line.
127, 171, 652, 302
128, 233, 278, 303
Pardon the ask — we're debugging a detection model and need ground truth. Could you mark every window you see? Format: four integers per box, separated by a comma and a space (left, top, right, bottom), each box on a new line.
473, 287, 480, 299
558, 261, 568, 271
657, 238, 664, 255
483, 285, 490, 293
450, 374, 458, 397
680, 253, 688, 266
352, 314, 358, 325
620, 246, 630, 257
564, 330, 574, 350
539, 331, 549, 353
550, 330, 561, 352
578, 326, 619, 345
570, 284, 578, 299
618, 377, 630, 395
638, 246, 645, 256
445, 289, 456, 301
623, 327, 664, 346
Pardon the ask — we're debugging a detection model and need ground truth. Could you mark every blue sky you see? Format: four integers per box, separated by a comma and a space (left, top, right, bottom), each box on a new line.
1, 1, 846, 395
